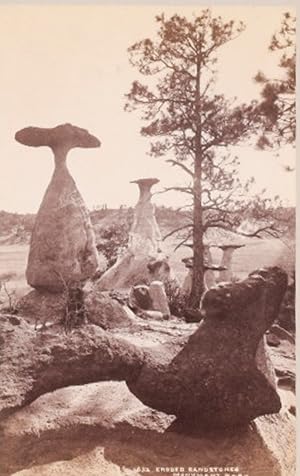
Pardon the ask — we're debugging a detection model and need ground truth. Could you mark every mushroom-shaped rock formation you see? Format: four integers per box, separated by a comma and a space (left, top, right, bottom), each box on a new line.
15, 124, 101, 292
218, 244, 245, 282
203, 244, 217, 287
97, 178, 168, 290
0, 267, 287, 431
185, 243, 218, 289
128, 267, 286, 429
181, 250, 226, 293
128, 178, 162, 254
182, 263, 227, 296
193, 228, 247, 283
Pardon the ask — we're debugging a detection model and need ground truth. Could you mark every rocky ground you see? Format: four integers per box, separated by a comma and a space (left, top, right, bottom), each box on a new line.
0, 316, 295, 476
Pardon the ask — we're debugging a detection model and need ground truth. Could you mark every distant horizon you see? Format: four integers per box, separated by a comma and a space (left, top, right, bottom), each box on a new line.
0, 198, 296, 216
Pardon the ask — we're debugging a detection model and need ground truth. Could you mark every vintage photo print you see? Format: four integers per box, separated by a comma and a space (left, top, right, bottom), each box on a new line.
0, 1, 296, 475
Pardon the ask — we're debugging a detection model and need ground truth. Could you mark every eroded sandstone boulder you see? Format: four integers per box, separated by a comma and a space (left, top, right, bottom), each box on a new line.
15, 124, 101, 292
149, 281, 170, 317
0, 267, 287, 431
16, 289, 66, 324
128, 284, 152, 311
84, 289, 138, 330
0, 382, 295, 476
128, 267, 287, 428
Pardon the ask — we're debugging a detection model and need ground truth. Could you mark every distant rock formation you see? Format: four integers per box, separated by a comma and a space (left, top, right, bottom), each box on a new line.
218, 244, 245, 282
128, 178, 162, 255
97, 178, 170, 290
15, 124, 100, 292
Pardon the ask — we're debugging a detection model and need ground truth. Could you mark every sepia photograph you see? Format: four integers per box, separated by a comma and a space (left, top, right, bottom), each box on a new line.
0, 2, 296, 475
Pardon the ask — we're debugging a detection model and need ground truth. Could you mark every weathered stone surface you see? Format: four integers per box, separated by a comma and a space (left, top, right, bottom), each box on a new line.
97, 253, 172, 291
128, 267, 287, 428
0, 267, 287, 431
0, 315, 144, 420
218, 244, 245, 282
203, 245, 216, 288
0, 383, 295, 476
181, 255, 227, 294
182, 267, 193, 295
97, 179, 169, 290
267, 332, 281, 347
184, 307, 203, 322
148, 281, 170, 317
269, 339, 295, 393
147, 256, 171, 282
270, 323, 295, 344
142, 310, 165, 320
128, 178, 162, 255
15, 124, 100, 292
128, 284, 152, 310
84, 288, 138, 330
16, 289, 66, 324
256, 336, 277, 388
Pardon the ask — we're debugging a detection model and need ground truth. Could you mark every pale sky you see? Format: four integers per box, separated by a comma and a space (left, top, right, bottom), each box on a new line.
0, 4, 296, 213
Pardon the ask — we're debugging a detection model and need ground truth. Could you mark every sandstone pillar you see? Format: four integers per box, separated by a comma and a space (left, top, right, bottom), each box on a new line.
15, 124, 100, 292
97, 178, 169, 290
218, 244, 245, 282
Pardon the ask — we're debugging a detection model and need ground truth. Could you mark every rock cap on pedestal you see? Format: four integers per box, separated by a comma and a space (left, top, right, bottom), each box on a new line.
181, 257, 227, 272
218, 244, 245, 250
130, 178, 160, 187
15, 123, 101, 151
15, 123, 101, 292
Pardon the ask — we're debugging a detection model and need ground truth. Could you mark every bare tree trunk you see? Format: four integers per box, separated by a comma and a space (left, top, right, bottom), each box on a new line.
188, 54, 205, 308
189, 159, 205, 308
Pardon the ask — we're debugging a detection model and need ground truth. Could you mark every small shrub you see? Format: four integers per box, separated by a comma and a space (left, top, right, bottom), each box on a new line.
164, 279, 189, 318
0, 272, 18, 314
53, 271, 87, 332
96, 223, 129, 267
62, 286, 87, 331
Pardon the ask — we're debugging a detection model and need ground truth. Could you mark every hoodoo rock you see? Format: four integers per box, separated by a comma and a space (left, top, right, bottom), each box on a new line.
128, 178, 162, 255
181, 255, 227, 296
97, 178, 169, 290
218, 244, 245, 282
15, 124, 101, 292
0, 267, 286, 430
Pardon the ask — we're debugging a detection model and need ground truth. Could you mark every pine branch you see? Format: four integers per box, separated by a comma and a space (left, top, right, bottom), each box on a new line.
163, 223, 193, 240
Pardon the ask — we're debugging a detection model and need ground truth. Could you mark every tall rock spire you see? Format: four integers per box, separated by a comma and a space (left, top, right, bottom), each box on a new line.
15, 123, 101, 292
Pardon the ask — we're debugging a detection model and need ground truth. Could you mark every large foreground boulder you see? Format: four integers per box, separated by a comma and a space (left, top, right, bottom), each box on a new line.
0, 267, 286, 431
15, 124, 101, 292
128, 267, 287, 428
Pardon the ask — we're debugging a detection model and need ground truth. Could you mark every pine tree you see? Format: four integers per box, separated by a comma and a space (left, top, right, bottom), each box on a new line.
255, 12, 296, 149
125, 11, 279, 307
